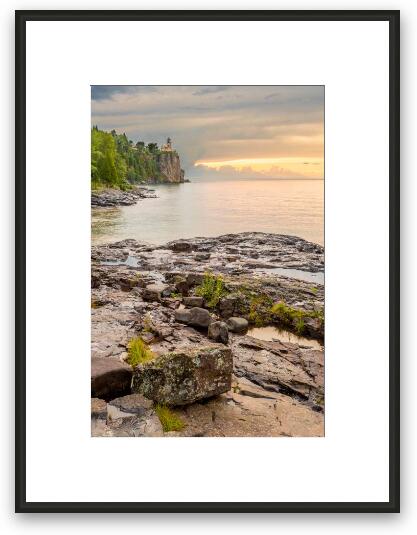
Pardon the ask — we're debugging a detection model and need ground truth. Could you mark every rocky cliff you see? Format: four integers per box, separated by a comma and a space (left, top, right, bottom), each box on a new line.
156, 151, 185, 183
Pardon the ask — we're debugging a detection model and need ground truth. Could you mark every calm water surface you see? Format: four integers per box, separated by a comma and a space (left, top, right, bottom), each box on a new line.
92, 179, 324, 246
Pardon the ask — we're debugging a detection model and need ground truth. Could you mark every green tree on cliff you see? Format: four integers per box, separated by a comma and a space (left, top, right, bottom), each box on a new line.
91, 128, 165, 189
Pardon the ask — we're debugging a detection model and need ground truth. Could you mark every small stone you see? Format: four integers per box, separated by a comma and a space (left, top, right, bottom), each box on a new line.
219, 296, 237, 318
186, 273, 205, 287
302, 317, 324, 339
195, 252, 210, 261
91, 398, 107, 419
227, 317, 249, 333
175, 308, 191, 323
188, 307, 212, 328
175, 306, 211, 328
183, 296, 204, 307
143, 283, 170, 302
208, 321, 229, 344
175, 279, 189, 295
170, 241, 193, 252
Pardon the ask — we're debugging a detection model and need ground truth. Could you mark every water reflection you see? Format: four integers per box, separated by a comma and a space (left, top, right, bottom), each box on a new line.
92, 179, 324, 246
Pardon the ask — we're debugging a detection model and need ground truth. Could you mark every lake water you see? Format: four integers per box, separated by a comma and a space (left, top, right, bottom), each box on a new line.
91, 178, 324, 246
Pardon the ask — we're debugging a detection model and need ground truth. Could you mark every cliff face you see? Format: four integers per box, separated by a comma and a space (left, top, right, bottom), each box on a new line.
156, 152, 185, 183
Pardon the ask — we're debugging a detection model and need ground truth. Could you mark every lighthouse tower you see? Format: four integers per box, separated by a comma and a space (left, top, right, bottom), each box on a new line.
161, 137, 173, 152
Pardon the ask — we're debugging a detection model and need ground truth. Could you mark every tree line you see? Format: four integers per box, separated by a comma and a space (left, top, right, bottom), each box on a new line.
91, 126, 165, 189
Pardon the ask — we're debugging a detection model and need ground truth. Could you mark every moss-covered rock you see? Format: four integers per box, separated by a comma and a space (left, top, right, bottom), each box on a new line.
132, 345, 233, 406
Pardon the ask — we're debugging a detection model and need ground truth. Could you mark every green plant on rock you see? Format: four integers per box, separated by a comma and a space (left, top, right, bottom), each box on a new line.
154, 404, 185, 432
91, 298, 100, 309
126, 337, 155, 367
248, 294, 273, 326
295, 316, 305, 335
270, 301, 298, 327
195, 272, 228, 308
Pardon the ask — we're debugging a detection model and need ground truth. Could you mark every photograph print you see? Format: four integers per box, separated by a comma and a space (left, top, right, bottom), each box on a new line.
91, 85, 324, 438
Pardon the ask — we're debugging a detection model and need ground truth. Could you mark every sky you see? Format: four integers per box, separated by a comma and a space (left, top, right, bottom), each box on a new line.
91, 85, 324, 180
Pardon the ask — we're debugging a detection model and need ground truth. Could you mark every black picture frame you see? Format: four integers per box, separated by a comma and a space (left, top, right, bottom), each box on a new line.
15, 9, 400, 514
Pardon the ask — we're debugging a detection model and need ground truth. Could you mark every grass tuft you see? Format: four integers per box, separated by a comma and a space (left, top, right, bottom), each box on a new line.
248, 294, 273, 326
195, 272, 228, 308
270, 301, 296, 327
126, 337, 155, 367
154, 404, 185, 432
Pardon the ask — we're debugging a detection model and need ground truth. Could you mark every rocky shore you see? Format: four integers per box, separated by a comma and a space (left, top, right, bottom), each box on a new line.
91, 186, 157, 208
91, 232, 324, 437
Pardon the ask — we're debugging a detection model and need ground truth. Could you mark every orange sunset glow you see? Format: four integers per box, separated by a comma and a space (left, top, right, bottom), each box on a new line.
92, 85, 324, 180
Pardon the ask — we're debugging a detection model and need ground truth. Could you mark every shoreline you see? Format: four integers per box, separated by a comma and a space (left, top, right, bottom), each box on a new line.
91, 185, 157, 208
91, 231, 324, 437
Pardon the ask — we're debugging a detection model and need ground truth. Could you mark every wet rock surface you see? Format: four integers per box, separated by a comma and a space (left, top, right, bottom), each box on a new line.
91, 186, 157, 208
91, 232, 324, 436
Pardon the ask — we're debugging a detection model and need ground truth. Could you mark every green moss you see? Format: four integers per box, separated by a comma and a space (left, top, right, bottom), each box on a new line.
195, 272, 228, 308
126, 337, 155, 367
270, 301, 324, 335
154, 404, 185, 432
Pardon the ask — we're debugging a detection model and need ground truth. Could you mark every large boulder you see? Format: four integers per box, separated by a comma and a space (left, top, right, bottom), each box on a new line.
227, 317, 249, 333
174, 307, 212, 328
91, 357, 132, 400
132, 345, 233, 406
208, 321, 229, 344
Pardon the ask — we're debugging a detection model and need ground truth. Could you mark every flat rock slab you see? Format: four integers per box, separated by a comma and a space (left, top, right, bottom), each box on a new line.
176, 378, 324, 437
91, 357, 132, 400
92, 412, 163, 437
108, 393, 153, 415
231, 335, 323, 404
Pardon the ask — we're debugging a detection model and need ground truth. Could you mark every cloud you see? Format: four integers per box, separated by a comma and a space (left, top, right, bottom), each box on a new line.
192, 164, 312, 181
91, 86, 324, 177
192, 86, 229, 96
91, 85, 157, 101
